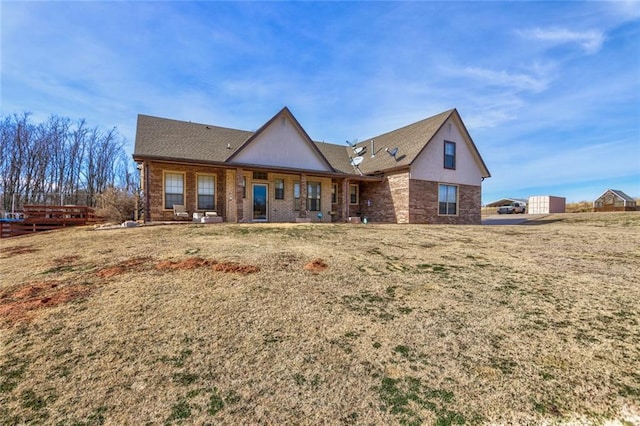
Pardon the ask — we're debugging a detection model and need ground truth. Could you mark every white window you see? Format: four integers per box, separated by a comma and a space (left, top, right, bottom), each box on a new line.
164, 172, 184, 209
294, 181, 300, 210
438, 184, 457, 215
242, 176, 246, 199
444, 141, 456, 169
197, 175, 215, 210
349, 184, 359, 205
275, 178, 285, 200
307, 182, 321, 211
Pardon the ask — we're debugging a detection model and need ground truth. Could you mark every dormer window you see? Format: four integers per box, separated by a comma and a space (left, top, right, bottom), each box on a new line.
444, 141, 456, 169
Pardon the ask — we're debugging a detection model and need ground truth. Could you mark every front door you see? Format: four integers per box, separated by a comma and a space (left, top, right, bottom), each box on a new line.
252, 184, 268, 221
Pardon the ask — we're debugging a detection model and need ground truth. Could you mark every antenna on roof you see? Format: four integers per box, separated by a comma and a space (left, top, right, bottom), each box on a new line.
371, 139, 375, 158
385, 147, 399, 159
353, 146, 366, 155
350, 156, 364, 176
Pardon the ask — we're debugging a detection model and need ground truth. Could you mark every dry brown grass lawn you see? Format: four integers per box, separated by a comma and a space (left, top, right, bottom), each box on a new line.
1, 212, 639, 425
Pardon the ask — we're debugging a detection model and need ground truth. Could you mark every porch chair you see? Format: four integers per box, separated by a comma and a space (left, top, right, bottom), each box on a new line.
173, 204, 190, 220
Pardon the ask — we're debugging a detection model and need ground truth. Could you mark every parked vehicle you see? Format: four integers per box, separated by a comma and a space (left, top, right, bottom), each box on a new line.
497, 202, 526, 214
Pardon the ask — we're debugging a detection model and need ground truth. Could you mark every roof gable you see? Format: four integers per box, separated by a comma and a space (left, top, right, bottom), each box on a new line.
343, 109, 489, 178
227, 107, 334, 172
595, 189, 636, 204
410, 111, 491, 182
345, 110, 452, 174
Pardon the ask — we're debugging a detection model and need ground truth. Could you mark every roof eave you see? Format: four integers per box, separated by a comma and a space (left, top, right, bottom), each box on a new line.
132, 154, 377, 180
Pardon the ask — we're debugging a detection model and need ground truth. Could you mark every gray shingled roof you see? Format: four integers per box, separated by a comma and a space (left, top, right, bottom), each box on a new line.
134, 115, 253, 163
134, 108, 489, 178
313, 142, 354, 174
348, 109, 454, 174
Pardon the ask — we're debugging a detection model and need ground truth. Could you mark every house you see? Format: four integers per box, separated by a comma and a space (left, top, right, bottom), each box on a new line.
593, 189, 637, 212
133, 107, 490, 224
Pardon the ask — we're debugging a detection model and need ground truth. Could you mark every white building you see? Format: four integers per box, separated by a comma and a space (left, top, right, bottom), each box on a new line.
527, 196, 566, 214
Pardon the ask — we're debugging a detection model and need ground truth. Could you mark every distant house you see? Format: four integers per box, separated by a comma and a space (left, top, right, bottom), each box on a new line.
593, 189, 637, 212
133, 107, 490, 224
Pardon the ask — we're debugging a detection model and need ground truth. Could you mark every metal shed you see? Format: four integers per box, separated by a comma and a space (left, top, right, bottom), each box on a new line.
486, 198, 528, 208
527, 196, 566, 214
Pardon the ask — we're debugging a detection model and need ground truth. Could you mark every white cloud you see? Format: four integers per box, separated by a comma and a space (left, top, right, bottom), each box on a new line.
520, 27, 605, 54
602, 0, 640, 21
462, 66, 550, 93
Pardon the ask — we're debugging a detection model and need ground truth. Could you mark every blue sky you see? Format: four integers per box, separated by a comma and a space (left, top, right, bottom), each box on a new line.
2, 1, 639, 204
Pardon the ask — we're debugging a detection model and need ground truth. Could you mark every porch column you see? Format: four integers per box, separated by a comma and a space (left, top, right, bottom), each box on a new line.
341, 178, 349, 222
235, 168, 244, 223
299, 173, 307, 216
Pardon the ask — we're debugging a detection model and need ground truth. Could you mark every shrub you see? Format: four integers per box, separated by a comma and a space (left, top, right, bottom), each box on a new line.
94, 186, 137, 223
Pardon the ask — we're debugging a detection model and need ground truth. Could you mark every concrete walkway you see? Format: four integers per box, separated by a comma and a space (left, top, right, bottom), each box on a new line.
481, 214, 548, 225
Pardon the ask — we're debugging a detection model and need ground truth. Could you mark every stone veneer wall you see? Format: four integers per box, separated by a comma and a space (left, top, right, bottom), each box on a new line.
409, 179, 481, 224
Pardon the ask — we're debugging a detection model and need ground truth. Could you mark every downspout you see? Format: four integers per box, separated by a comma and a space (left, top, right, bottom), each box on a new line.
144, 160, 151, 223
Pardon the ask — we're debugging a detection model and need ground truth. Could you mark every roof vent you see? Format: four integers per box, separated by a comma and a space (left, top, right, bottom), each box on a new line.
386, 147, 399, 159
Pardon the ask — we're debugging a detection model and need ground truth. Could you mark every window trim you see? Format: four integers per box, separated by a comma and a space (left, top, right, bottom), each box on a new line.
163, 170, 185, 210
274, 178, 285, 200
349, 184, 359, 205
444, 140, 456, 170
307, 181, 321, 211
294, 181, 300, 210
242, 176, 246, 199
196, 173, 216, 211
438, 183, 458, 216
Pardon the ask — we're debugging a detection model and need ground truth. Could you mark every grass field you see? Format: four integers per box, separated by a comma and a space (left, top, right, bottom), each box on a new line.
1, 212, 639, 425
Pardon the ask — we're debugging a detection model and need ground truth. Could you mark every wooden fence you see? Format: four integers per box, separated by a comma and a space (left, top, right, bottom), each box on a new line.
0, 205, 96, 239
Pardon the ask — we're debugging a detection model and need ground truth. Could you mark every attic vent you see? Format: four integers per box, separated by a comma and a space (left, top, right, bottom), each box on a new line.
281, 117, 286, 126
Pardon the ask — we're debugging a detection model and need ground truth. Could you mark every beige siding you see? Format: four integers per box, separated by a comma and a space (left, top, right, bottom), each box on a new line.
410, 117, 484, 186
229, 116, 331, 171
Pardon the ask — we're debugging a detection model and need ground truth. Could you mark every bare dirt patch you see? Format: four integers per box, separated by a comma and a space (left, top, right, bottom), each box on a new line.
0, 281, 91, 326
155, 257, 212, 270
303, 258, 328, 273
95, 256, 153, 278
211, 261, 260, 274
154, 258, 260, 274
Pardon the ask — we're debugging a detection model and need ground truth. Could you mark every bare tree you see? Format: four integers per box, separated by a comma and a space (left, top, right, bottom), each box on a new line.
0, 112, 131, 211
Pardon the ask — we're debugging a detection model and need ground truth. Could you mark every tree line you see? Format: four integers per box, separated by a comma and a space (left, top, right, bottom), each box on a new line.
0, 112, 137, 213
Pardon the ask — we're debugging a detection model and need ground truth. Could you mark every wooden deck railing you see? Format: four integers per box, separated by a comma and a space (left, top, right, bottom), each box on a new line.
0, 205, 96, 238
